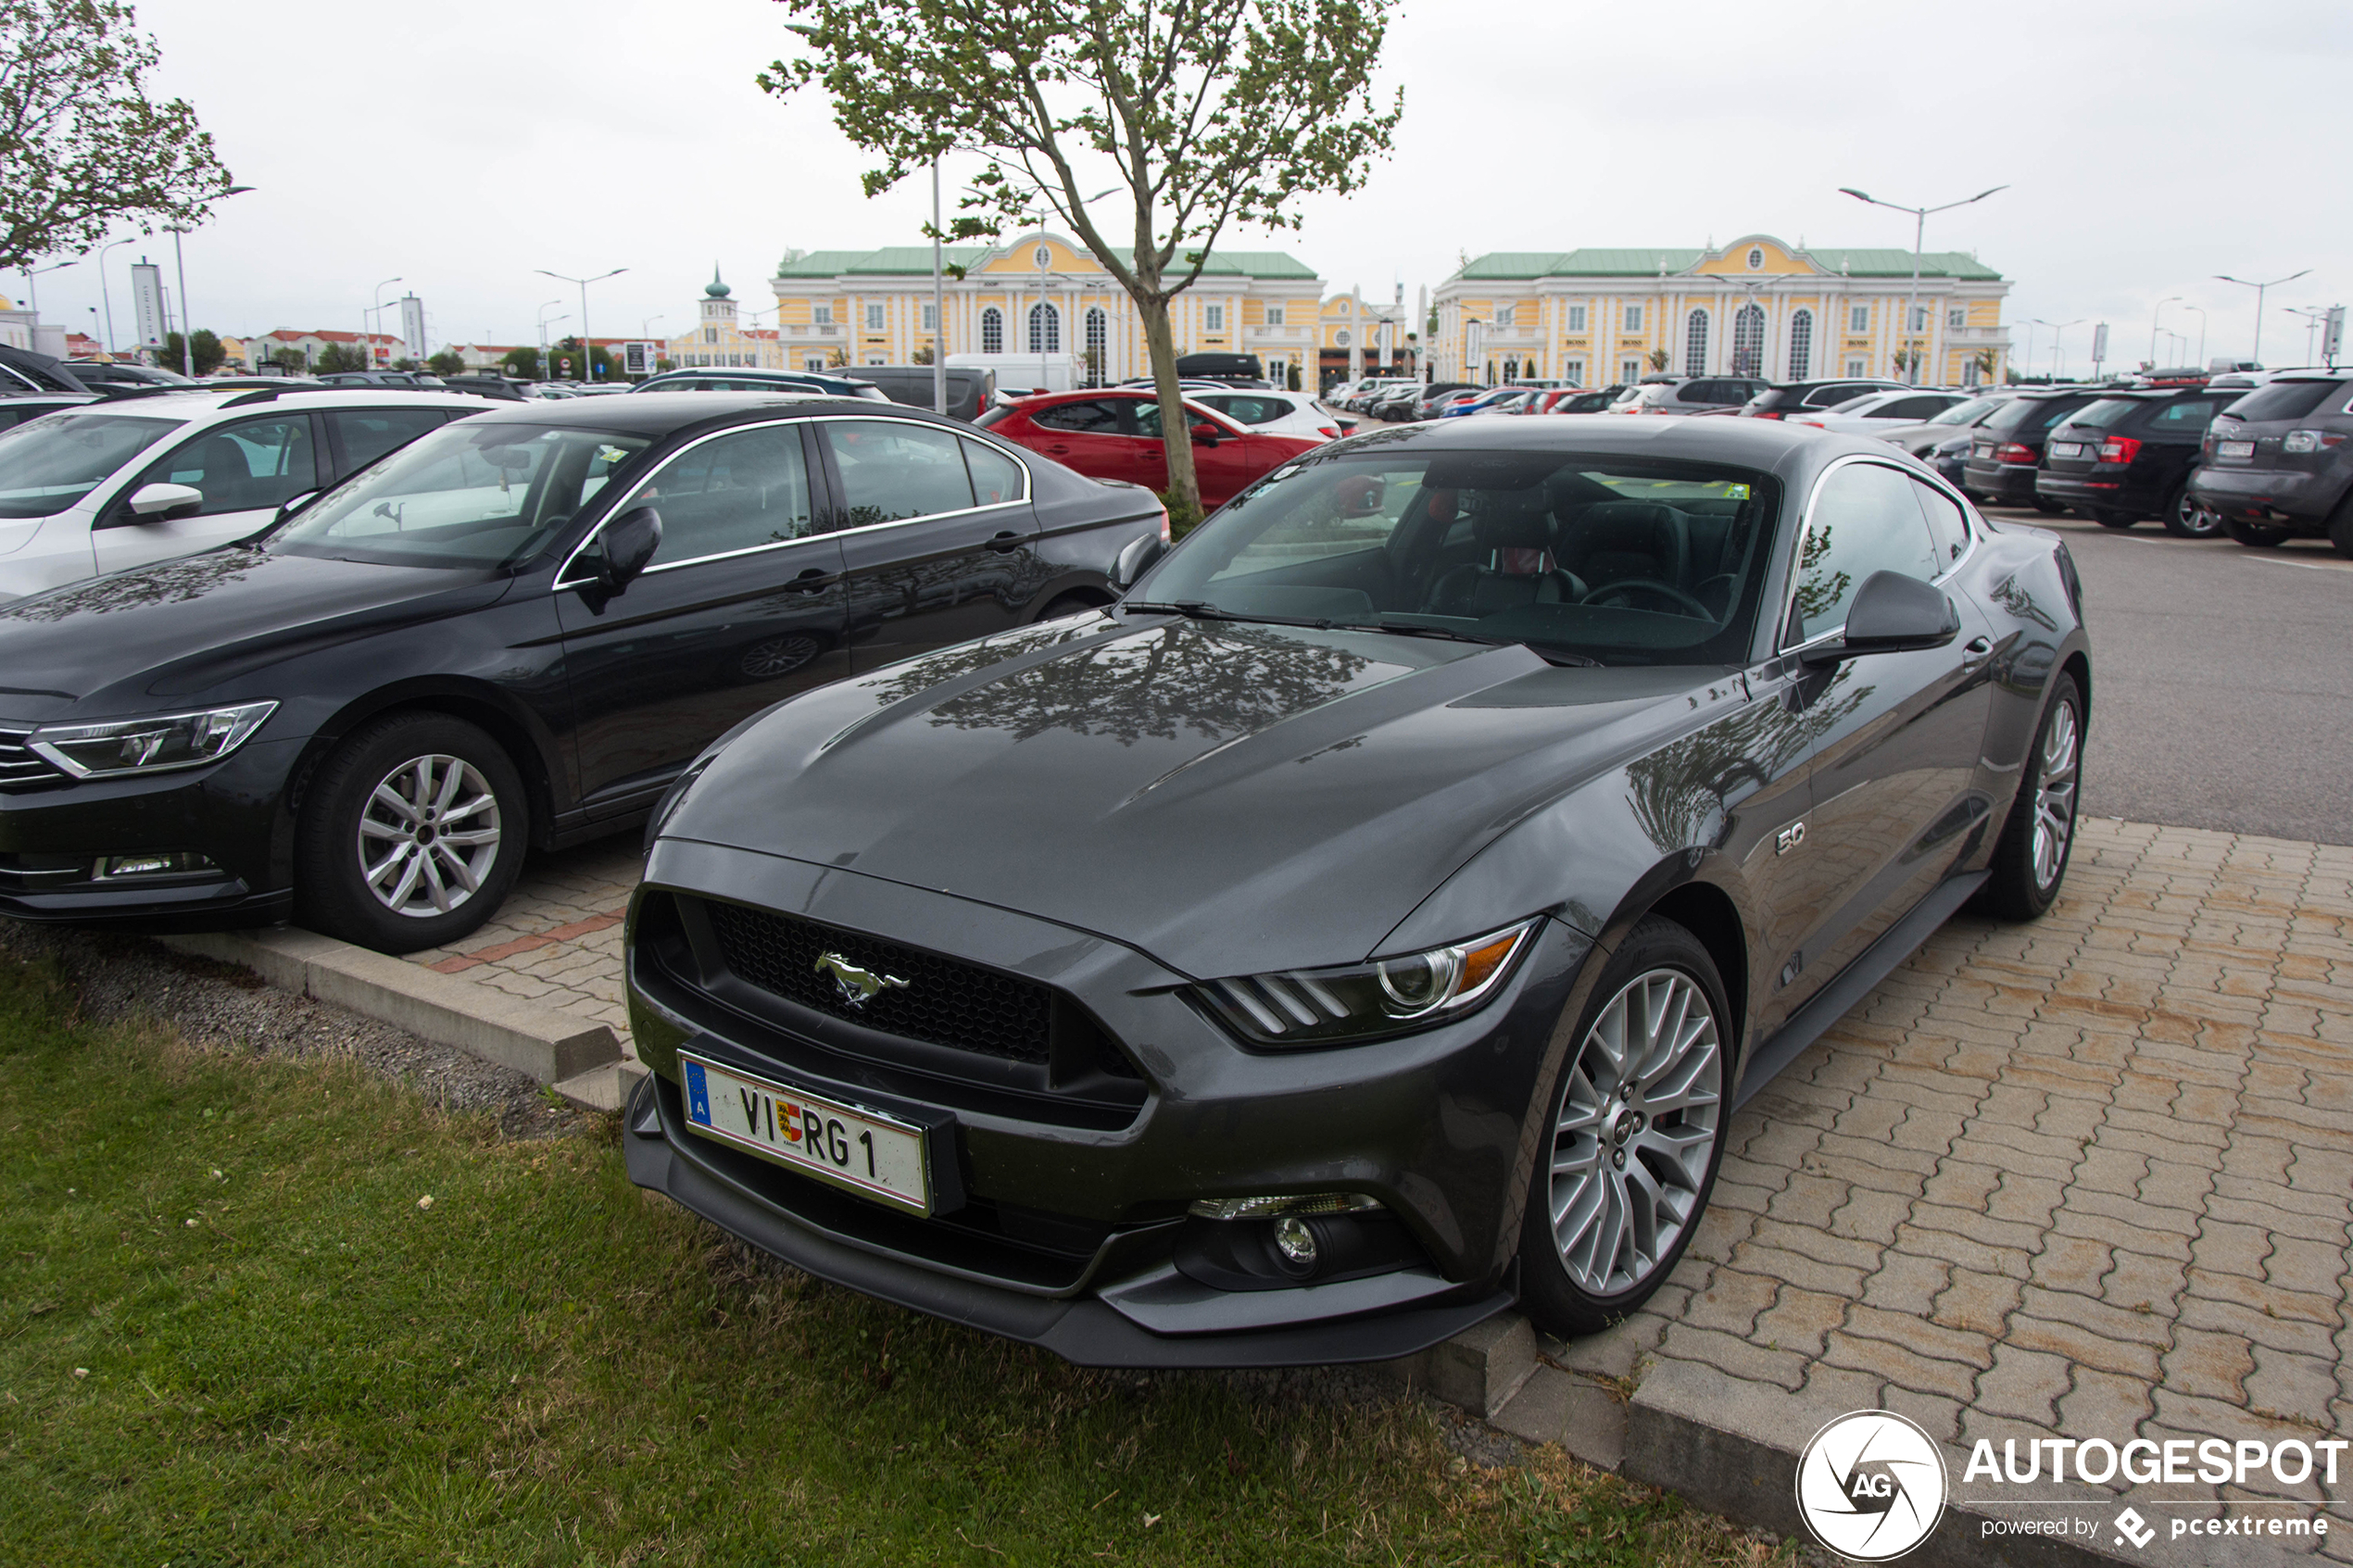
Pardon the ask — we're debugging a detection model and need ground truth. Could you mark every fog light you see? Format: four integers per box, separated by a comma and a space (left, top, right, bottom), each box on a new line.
1273, 1217, 1317, 1267
94, 851, 217, 880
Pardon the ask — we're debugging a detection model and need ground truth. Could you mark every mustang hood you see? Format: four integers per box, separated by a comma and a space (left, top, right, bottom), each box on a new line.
0, 546, 511, 720
664, 614, 1733, 978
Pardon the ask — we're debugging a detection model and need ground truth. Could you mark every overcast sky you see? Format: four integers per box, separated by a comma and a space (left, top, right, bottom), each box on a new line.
17, 0, 2350, 374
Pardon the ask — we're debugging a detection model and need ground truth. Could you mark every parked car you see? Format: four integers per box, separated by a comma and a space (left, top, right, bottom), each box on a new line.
2186, 370, 2353, 553
1959, 389, 2107, 510
1344, 379, 1420, 415
0, 394, 1163, 952
975, 389, 1321, 508
1441, 387, 1539, 418
856, 364, 998, 421
0, 393, 98, 431
0, 387, 498, 604
2033, 387, 2236, 535
1869, 393, 2017, 461
1786, 389, 1974, 434
315, 370, 447, 389
1174, 352, 1265, 384
635, 366, 891, 402
1, 343, 91, 395
1536, 386, 1627, 416
1610, 376, 1770, 415
1406, 387, 1486, 420
1188, 388, 1353, 441
434, 375, 531, 402
66, 360, 199, 392
617, 413, 2092, 1365
1739, 379, 1908, 420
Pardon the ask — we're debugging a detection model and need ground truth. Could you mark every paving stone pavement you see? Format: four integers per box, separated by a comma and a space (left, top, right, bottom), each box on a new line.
407, 818, 2353, 1550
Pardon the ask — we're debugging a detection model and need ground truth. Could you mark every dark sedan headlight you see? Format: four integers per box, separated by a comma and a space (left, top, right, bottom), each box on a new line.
1200, 918, 1541, 1047
29, 701, 277, 778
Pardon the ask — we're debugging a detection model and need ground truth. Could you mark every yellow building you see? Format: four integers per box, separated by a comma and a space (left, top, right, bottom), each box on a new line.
663, 269, 780, 370
1432, 235, 2011, 389
764, 233, 1323, 386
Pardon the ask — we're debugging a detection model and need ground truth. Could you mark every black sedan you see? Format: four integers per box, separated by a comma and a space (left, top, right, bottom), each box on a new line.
0, 394, 1161, 952
620, 415, 2092, 1364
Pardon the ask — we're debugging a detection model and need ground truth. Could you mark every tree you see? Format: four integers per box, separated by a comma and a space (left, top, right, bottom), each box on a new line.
825, 346, 848, 368
426, 349, 465, 377
762, 0, 1402, 518
159, 327, 221, 374
313, 342, 371, 374
552, 335, 612, 382
0, 0, 234, 270
268, 346, 305, 372
911, 343, 935, 366
1645, 348, 1668, 372
500, 346, 541, 380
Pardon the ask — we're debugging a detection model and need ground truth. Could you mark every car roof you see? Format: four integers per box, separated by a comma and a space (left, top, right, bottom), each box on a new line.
27, 387, 498, 418
459, 388, 976, 440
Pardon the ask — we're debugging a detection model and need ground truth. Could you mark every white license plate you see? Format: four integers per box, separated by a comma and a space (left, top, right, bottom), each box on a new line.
2218, 440, 2255, 458
2049, 442, 2084, 458
679, 1051, 934, 1214
1973, 444, 1994, 458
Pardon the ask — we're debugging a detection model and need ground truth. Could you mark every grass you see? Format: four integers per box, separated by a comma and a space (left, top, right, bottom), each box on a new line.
0, 950, 1795, 1568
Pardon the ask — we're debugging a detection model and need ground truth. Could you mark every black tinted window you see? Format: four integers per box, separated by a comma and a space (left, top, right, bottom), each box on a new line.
2062, 399, 2144, 432
1911, 480, 1970, 566
330, 408, 449, 474
1792, 464, 1940, 641
635, 424, 814, 563
2150, 398, 2221, 432
1032, 400, 1125, 433
1881, 396, 1950, 420
2227, 380, 2344, 422
826, 420, 976, 524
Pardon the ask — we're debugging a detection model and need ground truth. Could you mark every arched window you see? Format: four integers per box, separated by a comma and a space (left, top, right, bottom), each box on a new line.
1503, 358, 1519, 383
1787, 309, 1814, 381
1684, 308, 1710, 376
1028, 302, 1060, 353
1084, 307, 1107, 383
980, 307, 1003, 354
1730, 303, 1766, 378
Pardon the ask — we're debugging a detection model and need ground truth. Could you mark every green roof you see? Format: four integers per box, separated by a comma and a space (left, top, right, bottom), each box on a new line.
1455, 247, 2000, 282
774, 244, 1315, 281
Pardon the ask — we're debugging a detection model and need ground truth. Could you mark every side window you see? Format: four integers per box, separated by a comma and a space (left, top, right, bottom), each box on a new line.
1031, 400, 1123, 434
151, 415, 318, 516
961, 439, 1025, 506
1909, 480, 1971, 568
329, 408, 447, 476
1207, 395, 1283, 425
1881, 396, 1949, 420
824, 420, 975, 526
2151, 399, 2221, 432
1790, 463, 1942, 642
632, 424, 814, 566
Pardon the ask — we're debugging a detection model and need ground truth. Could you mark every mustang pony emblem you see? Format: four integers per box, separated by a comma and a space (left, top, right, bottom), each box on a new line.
814, 951, 909, 1008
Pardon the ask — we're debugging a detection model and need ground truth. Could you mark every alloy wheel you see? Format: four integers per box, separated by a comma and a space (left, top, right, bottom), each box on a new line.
1547, 967, 1723, 1297
356, 753, 503, 918
2032, 697, 2080, 894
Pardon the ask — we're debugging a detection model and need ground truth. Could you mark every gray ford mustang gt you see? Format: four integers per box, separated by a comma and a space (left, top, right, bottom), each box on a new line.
619, 414, 2089, 1366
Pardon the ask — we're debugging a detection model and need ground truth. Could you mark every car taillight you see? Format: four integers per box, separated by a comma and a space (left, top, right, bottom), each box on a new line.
2284, 430, 2346, 454
1995, 442, 2037, 464
1756, 410, 1783, 420
1158, 504, 1172, 545
1317, 426, 1340, 439
2097, 436, 2142, 465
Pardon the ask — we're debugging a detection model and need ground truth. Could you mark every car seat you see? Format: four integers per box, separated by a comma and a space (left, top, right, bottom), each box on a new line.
1555, 500, 1690, 596
1420, 489, 1584, 617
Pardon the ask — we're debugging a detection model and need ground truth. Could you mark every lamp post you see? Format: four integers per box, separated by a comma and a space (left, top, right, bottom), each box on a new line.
94, 237, 136, 354
20, 259, 71, 320
535, 299, 565, 379
2214, 270, 2309, 367
2181, 304, 2207, 369
2029, 318, 2082, 383
1837, 183, 2007, 385
171, 184, 256, 376
932, 161, 948, 412
535, 267, 626, 383
2285, 306, 2329, 367
364, 276, 402, 367
2148, 295, 2181, 368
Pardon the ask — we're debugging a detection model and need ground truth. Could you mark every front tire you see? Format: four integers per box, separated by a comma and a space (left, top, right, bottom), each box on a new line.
2326, 494, 2353, 559
1977, 671, 2083, 922
296, 712, 530, 954
1518, 917, 1730, 1338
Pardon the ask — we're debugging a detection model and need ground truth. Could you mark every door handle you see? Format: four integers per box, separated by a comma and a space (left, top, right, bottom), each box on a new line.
783, 567, 836, 594
1963, 635, 1993, 657
985, 531, 1026, 554
1046, 444, 1071, 455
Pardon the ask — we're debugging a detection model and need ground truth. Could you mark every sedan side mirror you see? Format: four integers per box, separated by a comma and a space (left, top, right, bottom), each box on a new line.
1803, 571, 1961, 666
597, 506, 664, 592
1189, 422, 1223, 447
127, 482, 204, 521
1111, 531, 1166, 589
273, 490, 318, 524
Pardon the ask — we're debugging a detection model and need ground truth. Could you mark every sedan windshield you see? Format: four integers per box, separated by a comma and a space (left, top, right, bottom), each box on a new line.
1927, 395, 2003, 426
1135, 449, 1780, 666
272, 421, 649, 568
0, 410, 183, 519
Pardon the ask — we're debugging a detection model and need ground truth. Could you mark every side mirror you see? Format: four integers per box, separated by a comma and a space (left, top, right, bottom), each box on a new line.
597, 506, 664, 592
273, 490, 318, 524
1189, 422, 1223, 447
1803, 571, 1961, 666
1111, 531, 1166, 590
127, 482, 204, 521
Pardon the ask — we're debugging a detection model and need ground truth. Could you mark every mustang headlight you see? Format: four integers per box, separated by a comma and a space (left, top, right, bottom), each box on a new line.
1200, 919, 1541, 1047
30, 701, 278, 779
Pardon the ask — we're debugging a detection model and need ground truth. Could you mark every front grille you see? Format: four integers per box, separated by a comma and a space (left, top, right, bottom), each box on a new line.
0, 725, 65, 789
706, 901, 1052, 1065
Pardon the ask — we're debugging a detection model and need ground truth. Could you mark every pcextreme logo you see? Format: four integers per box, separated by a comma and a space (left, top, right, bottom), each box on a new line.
1796, 1411, 1949, 1562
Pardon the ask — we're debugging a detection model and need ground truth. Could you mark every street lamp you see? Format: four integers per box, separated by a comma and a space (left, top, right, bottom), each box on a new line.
2213, 270, 2309, 368
172, 184, 256, 375
2148, 295, 2181, 368
20, 259, 72, 320
2029, 318, 2082, 383
95, 237, 136, 354
2180, 304, 2207, 370
1838, 184, 2007, 384
535, 267, 626, 382
366, 276, 402, 366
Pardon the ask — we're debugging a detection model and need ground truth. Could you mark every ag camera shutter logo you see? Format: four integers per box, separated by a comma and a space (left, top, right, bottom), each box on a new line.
1796, 1411, 1949, 1561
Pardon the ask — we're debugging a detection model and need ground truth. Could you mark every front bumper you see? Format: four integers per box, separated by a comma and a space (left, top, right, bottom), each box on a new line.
1963, 457, 2040, 504
0, 736, 301, 928
621, 837, 1589, 1365
2186, 464, 2336, 525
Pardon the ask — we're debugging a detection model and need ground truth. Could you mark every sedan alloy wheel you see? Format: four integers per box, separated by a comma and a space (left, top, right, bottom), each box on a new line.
2031, 695, 2080, 897
358, 753, 503, 917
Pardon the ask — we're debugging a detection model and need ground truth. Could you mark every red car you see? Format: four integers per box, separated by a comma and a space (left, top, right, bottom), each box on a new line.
976, 389, 1322, 508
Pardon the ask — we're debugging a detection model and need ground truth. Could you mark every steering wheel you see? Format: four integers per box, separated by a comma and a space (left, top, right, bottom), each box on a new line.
1582, 579, 1713, 619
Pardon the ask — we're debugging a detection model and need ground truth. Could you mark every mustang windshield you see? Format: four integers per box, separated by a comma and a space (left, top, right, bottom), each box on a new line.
272, 422, 649, 568
1137, 449, 1780, 665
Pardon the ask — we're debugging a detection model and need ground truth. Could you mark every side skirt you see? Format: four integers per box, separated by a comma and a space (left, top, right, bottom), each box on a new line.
1733, 871, 1989, 1109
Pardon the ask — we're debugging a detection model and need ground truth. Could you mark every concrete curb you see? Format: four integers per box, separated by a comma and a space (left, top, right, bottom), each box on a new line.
1398, 1312, 2315, 1568
162, 927, 622, 1085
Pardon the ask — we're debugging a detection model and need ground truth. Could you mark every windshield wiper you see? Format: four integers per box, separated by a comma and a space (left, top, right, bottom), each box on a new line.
1120, 599, 1333, 629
